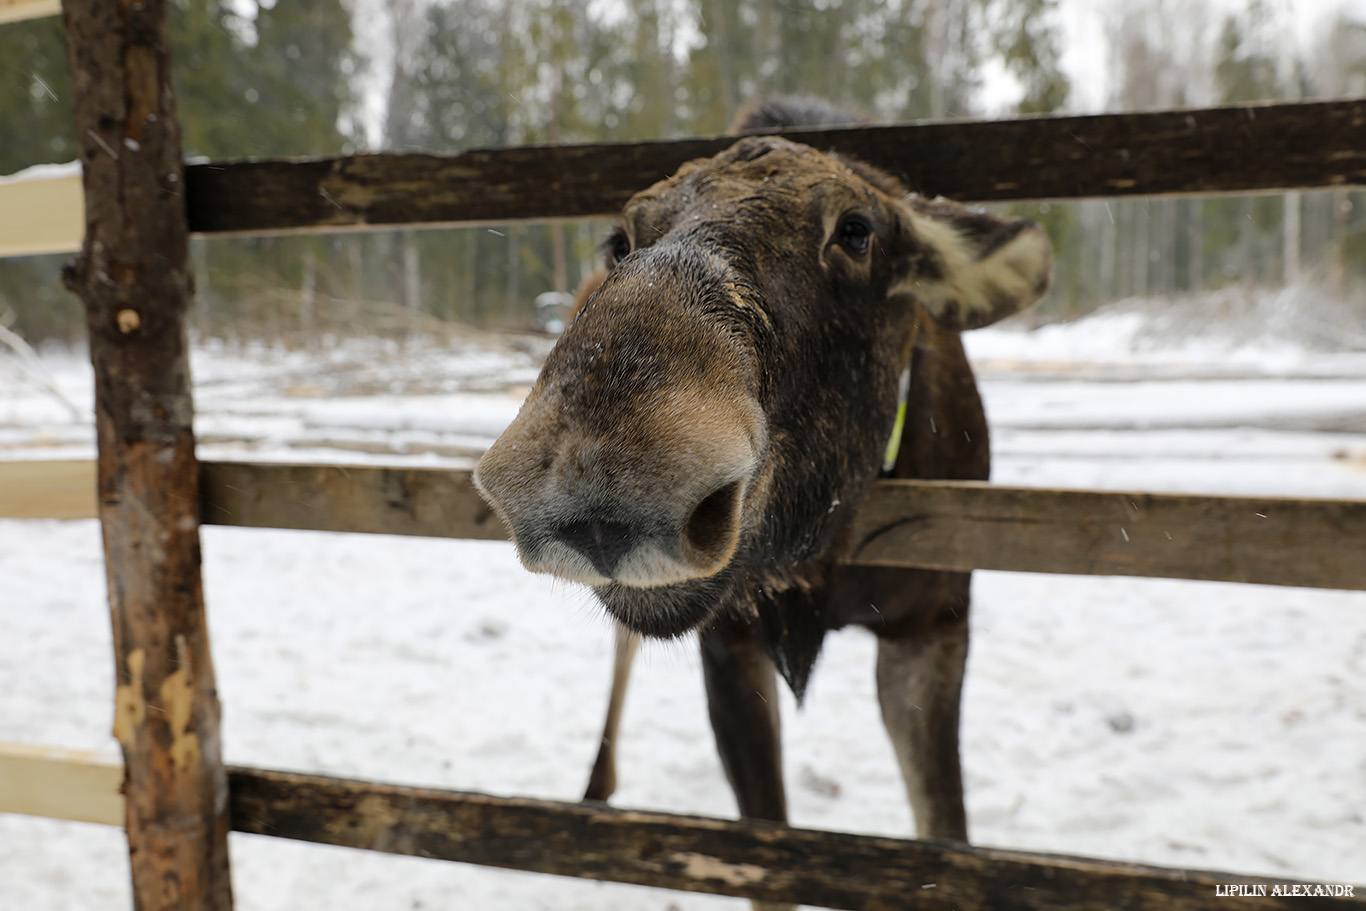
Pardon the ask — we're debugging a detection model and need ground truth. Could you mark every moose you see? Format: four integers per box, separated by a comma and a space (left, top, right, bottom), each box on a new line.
475, 97, 1052, 845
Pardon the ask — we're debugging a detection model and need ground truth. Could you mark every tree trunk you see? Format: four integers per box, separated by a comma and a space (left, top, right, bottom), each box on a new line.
1153, 199, 1175, 295
709, 0, 736, 116
505, 225, 522, 326
1115, 200, 1134, 298
402, 230, 421, 310
59, 0, 234, 909
191, 237, 210, 332
1099, 201, 1117, 300
658, 0, 678, 137
1327, 189, 1348, 298
300, 247, 317, 341
1236, 197, 1254, 282
1187, 198, 1204, 292
546, 66, 568, 296
551, 225, 568, 295
1134, 199, 1150, 298
1283, 190, 1301, 286
345, 236, 364, 307
462, 229, 477, 323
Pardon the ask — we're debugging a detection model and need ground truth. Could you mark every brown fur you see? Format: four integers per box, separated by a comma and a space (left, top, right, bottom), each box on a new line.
570, 268, 607, 317
476, 98, 1051, 841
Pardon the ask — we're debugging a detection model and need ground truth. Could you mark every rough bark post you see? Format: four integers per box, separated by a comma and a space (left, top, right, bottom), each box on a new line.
60, 1, 234, 909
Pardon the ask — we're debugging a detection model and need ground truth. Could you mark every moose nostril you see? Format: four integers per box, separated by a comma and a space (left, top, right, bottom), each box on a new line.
556, 520, 636, 579
683, 479, 744, 568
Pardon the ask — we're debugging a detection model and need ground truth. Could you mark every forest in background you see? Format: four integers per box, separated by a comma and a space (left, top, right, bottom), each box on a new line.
1, 0, 1364, 345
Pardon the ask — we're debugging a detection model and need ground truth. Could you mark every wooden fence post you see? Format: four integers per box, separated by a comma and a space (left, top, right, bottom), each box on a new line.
60, 1, 233, 908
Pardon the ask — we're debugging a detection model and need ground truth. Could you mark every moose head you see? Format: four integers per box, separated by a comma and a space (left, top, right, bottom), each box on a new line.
475, 134, 1051, 641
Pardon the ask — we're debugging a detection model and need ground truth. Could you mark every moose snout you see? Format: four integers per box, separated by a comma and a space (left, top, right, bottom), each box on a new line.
474, 241, 767, 594
546, 468, 747, 582
552, 518, 638, 579
474, 401, 761, 590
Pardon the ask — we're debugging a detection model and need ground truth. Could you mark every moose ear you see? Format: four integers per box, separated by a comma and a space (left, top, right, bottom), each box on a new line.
891, 196, 1052, 331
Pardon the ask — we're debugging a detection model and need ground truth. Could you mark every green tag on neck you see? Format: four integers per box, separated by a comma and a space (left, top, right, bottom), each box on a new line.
882, 368, 911, 473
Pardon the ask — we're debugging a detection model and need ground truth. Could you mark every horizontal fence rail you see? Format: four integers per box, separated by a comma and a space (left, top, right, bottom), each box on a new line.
6, 99, 1362, 259
0, 0, 59, 25
0, 167, 82, 257
0, 459, 96, 519
195, 462, 1366, 590
845, 480, 1366, 590
1, 743, 1357, 910
6, 461, 1363, 590
229, 767, 1353, 911
184, 99, 1366, 235
0, 742, 122, 826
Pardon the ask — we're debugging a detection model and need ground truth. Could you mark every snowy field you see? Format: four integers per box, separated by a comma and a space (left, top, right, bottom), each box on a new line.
2, 300, 1366, 909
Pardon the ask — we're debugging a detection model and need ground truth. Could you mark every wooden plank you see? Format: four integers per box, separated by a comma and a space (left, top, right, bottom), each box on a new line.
60, 0, 234, 906
0, 459, 97, 519
0, 0, 61, 25
0, 742, 122, 826
183, 99, 1366, 236
846, 480, 1366, 590
226, 765, 1361, 910
198, 461, 505, 540
11, 459, 1365, 590
196, 462, 1366, 591
9, 750, 1355, 908
0, 170, 82, 258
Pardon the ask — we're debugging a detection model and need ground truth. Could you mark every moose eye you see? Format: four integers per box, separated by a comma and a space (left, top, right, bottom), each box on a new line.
837, 215, 873, 255
605, 230, 632, 268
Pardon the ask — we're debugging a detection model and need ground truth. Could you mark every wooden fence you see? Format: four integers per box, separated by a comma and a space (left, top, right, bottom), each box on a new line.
4, 460, 1365, 591
2, 0, 1365, 908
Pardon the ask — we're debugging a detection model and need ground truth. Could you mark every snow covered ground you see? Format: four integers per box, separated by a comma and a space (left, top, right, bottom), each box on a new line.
2, 302, 1366, 909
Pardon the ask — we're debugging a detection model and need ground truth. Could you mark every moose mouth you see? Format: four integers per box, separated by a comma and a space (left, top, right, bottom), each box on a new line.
593, 567, 740, 639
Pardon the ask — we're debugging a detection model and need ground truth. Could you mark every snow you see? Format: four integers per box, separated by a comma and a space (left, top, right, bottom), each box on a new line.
2, 305, 1365, 909
0, 161, 80, 185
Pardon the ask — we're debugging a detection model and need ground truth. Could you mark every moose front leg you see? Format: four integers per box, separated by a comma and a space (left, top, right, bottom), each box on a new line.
701, 614, 796, 911
583, 625, 639, 802
700, 613, 788, 824
874, 585, 971, 843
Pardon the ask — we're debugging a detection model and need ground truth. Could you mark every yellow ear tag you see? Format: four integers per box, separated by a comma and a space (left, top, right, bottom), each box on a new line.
882, 367, 911, 473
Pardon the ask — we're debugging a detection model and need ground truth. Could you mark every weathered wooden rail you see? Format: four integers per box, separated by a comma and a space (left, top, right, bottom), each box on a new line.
222, 769, 1360, 910
0, 164, 81, 256
1, 741, 1350, 910
5, 99, 1366, 256
3, 0, 1365, 907
190, 463, 1366, 591
183, 98, 1366, 235
6, 459, 1364, 591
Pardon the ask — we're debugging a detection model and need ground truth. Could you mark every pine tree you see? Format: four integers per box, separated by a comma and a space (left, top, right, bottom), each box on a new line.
0, 18, 82, 340
1207, 5, 1285, 287
984, 0, 1069, 115
0, 18, 74, 174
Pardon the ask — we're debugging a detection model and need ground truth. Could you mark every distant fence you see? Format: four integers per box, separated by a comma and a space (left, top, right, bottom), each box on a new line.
2, 0, 1364, 907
